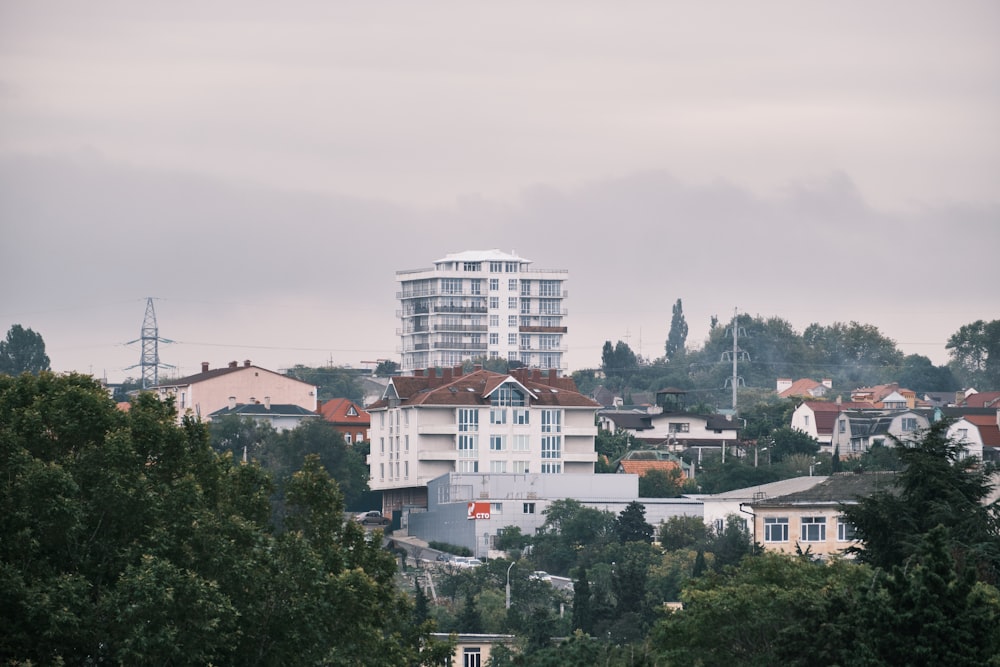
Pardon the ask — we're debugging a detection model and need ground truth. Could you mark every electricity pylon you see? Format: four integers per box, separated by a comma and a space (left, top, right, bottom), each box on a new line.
125, 297, 174, 388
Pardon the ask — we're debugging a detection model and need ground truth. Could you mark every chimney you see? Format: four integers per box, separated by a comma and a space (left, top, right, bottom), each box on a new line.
229, 361, 238, 368
548, 368, 557, 383
822, 378, 833, 389
533, 368, 541, 382
244, 359, 251, 367
202, 362, 210, 373
414, 369, 424, 377
443, 367, 453, 382
264, 396, 270, 410
228, 396, 236, 410
474, 364, 483, 371
454, 365, 463, 377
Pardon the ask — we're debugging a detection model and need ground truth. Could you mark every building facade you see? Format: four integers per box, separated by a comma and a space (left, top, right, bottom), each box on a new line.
366, 366, 600, 513
396, 249, 568, 373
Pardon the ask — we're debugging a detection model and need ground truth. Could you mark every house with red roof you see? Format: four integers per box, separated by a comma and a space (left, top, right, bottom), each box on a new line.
790, 400, 875, 451
366, 365, 600, 513
317, 398, 371, 444
960, 391, 1000, 409
776, 378, 832, 399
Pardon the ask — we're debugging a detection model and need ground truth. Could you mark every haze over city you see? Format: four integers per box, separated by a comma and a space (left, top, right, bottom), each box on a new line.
2, 2, 997, 383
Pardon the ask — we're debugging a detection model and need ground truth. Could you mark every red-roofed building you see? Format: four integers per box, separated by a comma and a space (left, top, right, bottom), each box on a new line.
960, 391, 1000, 409
776, 378, 832, 399
367, 366, 600, 512
947, 412, 1000, 462
614, 451, 686, 478
317, 398, 371, 444
790, 400, 876, 451
850, 383, 917, 409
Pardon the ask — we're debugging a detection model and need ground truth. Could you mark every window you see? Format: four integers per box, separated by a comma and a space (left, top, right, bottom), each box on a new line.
540, 280, 560, 297
540, 462, 562, 474
404, 461, 409, 479
470, 279, 481, 295
956, 428, 968, 439
490, 460, 507, 473
901, 417, 918, 432
804, 415, 810, 426
458, 460, 479, 473
490, 435, 506, 451
839, 419, 846, 434
837, 517, 856, 542
490, 261, 502, 273
540, 334, 560, 350
505, 262, 517, 272
764, 517, 789, 542
520, 299, 531, 314
463, 261, 481, 272
404, 435, 409, 451
669, 422, 690, 433
489, 297, 499, 309
379, 463, 384, 480
512, 460, 529, 473
441, 278, 462, 294
519, 335, 531, 349
523, 503, 536, 514
491, 407, 507, 424
541, 436, 561, 460
508, 278, 518, 291
540, 299, 560, 315
492, 503, 503, 514
489, 314, 499, 327
541, 410, 561, 433
508, 333, 516, 345
463, 648, 482, 667
380, 437, 385, 454
489, 278, 499, 290
513, 408, 529, 425
357, 432, 364, 443
521, 280, 531, 296
800, 516, 826, 542
513, 435, 530, 451
508, 315, 517, 326
508, 297, 518, 309
345, 433, 352, 444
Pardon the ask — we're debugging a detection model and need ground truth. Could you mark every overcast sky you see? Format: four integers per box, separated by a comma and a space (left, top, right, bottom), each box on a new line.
1, 1, 998, 383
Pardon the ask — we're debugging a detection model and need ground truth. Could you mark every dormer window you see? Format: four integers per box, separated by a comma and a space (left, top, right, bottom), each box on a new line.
347, 406, 358, 417
491, 383, 526, 407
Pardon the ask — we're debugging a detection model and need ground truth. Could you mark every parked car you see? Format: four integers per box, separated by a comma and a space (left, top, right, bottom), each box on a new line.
451, 556, 483, 568
530, 571, 552, 582
355, 510, 390, 526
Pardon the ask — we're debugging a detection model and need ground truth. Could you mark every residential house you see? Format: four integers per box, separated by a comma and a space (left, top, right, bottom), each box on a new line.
959, 391, 1000, 409
944, 410, 1000, 462
317, 397, 371, 444
207, 398, 319, 433
153, 360, 318, 424
829, 409, 930, 457
790, 400, 875, 450
749, 472, 898, 559
366, 366, 600, 513
850, 383, 917, 409
430, 634, 516, 667
599, 409, 741, 455
776, 378, 832, 399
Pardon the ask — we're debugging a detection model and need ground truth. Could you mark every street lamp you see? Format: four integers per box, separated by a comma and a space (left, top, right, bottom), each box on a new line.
505, 561, 515, 609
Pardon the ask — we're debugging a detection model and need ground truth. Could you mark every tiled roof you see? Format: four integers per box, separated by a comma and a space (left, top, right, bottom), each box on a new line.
154, 362, 311, 389
963, 414, 1000, 447
368, 368, 599, 410
317, 398, 370, 425
600, 412, 654, 431
800, 401, 877, 434
962, 391, 1000, 409
779, 378, 824, 398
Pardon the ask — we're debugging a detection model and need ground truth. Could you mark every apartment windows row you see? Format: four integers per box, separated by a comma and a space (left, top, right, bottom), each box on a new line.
379, 435, 410, 456
379, 461, 409, 482
763, 516, 857, 543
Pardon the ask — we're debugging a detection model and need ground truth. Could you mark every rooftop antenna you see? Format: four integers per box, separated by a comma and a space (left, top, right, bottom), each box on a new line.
125, 297, 175, 388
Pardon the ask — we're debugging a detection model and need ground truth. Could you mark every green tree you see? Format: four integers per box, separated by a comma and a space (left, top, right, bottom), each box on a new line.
841, 420, 1000, 584
571, 567, 593, 634
897, 353, 959, 392
0, 372, 449, 665
665, 298, 688, 361
0, 324, 50, 376
530, 499, 615, 575
614, 500, 653, 544
658, 515, 709, 552
374, 359, 400, 376
768, 426, 820, 463
457, 589, 483, 633
947, 319, 1000, 390
638, 466, 688, 497
284, 364, 363, 402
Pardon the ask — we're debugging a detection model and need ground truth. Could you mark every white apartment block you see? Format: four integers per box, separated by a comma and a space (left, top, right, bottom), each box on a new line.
367, 366, 600, 512
396, 249, 568, 373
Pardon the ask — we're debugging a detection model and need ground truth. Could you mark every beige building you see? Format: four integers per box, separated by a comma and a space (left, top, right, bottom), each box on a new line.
749, 472, 897, 559
153, 360, 318, 423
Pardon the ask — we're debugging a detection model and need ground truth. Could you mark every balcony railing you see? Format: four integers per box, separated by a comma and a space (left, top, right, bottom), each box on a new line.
433, 342, 488, 351
433, 324, 488, 333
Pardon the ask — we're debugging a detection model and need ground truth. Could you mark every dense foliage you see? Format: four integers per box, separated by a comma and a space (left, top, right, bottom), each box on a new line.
0, 324, 50, 376
0, 372, 450, 665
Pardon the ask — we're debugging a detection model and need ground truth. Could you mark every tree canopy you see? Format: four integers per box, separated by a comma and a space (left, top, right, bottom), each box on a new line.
0, 324, 50, 376
947, 318, 1000, 390
0, 372, 449, 665
665, 298, 688, 361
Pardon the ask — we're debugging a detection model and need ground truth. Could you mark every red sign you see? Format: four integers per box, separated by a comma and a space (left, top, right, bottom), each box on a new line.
467, 502, 491, 520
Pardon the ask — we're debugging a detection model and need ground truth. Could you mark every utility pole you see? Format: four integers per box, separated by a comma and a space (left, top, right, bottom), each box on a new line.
125, 297, 175, 388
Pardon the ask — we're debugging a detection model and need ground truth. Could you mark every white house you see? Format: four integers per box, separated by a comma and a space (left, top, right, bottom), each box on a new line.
366, 366, 601, 514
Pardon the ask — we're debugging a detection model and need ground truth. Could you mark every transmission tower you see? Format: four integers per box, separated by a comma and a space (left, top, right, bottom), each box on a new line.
721, 307, 750, 413
125, 297, 174, 388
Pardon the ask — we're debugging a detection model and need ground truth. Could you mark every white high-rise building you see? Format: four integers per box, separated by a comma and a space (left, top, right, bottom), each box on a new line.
396, 249, 568, 373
